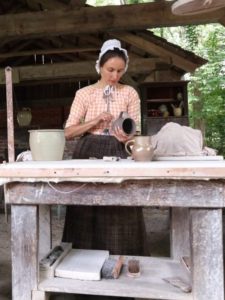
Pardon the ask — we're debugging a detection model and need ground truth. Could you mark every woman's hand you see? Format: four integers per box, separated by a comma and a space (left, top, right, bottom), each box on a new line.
65, 112, 113, 140
96, 112, 113, 124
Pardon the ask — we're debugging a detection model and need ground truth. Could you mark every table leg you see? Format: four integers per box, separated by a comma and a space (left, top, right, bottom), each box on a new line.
32, 290, 50, 300
38, 205, 51, 261
170, 207, 190, 259
11, 204, 38, 300
190, 208, 224, 300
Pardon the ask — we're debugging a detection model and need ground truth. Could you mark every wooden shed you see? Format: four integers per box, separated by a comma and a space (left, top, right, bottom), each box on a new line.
0, 0, 223, 160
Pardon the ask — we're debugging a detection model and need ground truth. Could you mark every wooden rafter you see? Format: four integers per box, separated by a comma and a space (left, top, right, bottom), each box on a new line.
0, 2, 224, 39
0, 57, 171, 84
112, 32, 201, 72
25, 0, 68, 11
0, 46, 98, 59
69, 0, 86, 8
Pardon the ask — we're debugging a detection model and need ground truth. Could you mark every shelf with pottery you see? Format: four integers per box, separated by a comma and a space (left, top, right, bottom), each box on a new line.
146, 98, 179, 103
139, 81, 189, 135
35, 255, 191, 300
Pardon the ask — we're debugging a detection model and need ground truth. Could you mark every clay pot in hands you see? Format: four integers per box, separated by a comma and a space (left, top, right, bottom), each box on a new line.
111, 111, 136, 136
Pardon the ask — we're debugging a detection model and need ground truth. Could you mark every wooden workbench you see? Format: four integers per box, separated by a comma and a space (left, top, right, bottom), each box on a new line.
0, 159, 224, 300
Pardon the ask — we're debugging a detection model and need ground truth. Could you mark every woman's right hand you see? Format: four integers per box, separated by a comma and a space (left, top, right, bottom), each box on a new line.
96, 112, 113, 124
65, 112, 113, 140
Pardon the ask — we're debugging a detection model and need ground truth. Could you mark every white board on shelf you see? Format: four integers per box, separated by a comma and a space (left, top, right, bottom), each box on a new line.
55, 249, 109, 281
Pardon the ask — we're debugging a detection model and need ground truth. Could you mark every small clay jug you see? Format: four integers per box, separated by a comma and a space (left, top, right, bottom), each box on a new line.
125, 136, 155, 161
112, 111, 136, 136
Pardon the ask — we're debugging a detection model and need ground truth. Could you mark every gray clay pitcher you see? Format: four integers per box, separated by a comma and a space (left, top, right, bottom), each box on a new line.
112, 111, 136, 136
125, 136, 155, 161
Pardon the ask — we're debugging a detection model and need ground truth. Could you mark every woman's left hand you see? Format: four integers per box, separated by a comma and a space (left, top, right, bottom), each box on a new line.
113, 126, 132, 143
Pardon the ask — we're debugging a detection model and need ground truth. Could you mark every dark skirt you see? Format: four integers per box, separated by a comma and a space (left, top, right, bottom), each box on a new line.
71, 133, 129, 159
60, 134, 149, 299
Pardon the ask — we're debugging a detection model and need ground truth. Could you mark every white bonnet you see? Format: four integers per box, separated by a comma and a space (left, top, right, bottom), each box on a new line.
95, 39, 129, 74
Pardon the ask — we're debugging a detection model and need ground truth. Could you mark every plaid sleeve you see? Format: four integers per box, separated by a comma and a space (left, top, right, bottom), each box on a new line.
127, 87, 141, 126
65, 89, 87, 128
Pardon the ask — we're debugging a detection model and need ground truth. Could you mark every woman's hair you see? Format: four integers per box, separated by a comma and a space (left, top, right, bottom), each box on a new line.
99, 48, 127, 68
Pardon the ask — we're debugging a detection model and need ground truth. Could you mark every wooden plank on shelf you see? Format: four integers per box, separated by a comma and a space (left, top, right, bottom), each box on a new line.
55, 249, 109, 281
38, 256, 192, 300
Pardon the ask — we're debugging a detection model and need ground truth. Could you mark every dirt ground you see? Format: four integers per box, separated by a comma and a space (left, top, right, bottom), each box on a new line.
0, 207, 171, 300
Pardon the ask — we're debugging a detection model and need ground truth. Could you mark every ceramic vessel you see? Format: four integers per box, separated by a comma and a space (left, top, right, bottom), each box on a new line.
29, 129, 65, 161
112, 111, 136, 136
17, 107, 32, 127
125, 136, 154, 161
171, 104, 182, 117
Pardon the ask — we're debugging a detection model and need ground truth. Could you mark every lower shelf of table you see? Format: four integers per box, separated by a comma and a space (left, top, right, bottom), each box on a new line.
38, 256, 192, 300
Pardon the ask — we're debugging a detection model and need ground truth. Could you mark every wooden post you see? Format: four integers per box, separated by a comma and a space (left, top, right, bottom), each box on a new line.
5, 66, 15, 162
170, 207, 190, 259
11, 205, 38, 300
38, 205, 52, 261
190, 208, 224, 300
32, 290, 50, 300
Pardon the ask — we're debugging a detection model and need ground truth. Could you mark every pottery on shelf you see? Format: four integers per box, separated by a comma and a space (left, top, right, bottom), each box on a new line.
17, 107, 32, 127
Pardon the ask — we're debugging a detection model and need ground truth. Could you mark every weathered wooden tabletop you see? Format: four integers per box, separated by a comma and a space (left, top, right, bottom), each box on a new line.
0, 158, 225, 184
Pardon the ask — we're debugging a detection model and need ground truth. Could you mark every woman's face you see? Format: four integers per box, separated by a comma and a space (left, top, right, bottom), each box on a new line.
100, 56, 126, 86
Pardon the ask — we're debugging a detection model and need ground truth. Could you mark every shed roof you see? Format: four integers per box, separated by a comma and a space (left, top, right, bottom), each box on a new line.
0, 0, 219, 85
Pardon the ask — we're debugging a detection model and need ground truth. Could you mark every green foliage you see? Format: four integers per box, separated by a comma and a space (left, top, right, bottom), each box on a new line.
184, 25, 199, 50
189, 25, 225, 155
153, 24, 225, 156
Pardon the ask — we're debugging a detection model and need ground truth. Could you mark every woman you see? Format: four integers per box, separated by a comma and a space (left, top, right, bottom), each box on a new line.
62, 39, 149, 258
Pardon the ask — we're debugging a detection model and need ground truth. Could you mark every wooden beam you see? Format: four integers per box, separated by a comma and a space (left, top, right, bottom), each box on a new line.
69, 0, 86, 8
0, 2, 224, 39
219, 15, 225, 26
0, 46, 98, 59
113, 32, 200, 72
26, 0, 68, 11
0, 57, 170, 84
